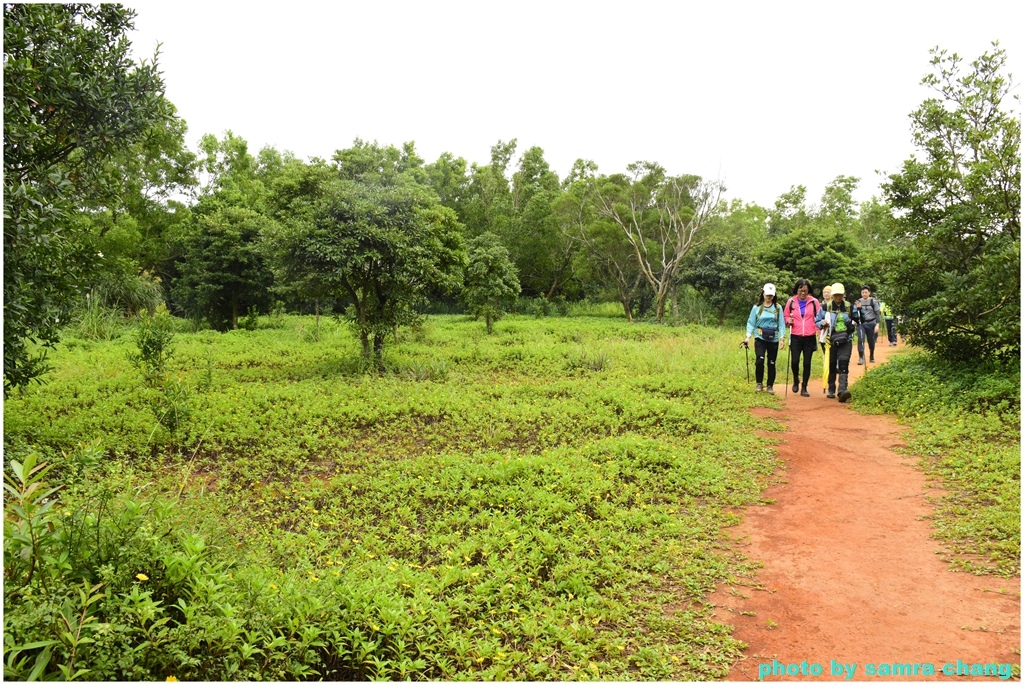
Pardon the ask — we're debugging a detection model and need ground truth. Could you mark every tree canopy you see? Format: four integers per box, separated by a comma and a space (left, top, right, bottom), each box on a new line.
5, 11, 1013, 381
270, 146, 465, 364
3, 3, 168, 391
883, 43, 1020, 362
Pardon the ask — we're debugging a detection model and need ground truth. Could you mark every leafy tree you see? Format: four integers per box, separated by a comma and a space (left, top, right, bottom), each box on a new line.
883, 44, 1020, 362
172, 207, 276, 330
767, 185, 810, 236
272, 170, 465, 365
462, 233, 521, 333
195, 131, 268, 211
503, 146, 580, 300
678, 235, 762, 324
79, 103, 198, 311
462, 139, 516, 239
4, 3, 168, 391
593, 162, 723, 322
856, 197, 896, 248
760, 225, 863, 295
425, 152, 471, 218
332, 138, 426, 186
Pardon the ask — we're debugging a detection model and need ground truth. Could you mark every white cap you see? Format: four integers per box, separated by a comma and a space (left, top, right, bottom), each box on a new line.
763, 283, 776, 296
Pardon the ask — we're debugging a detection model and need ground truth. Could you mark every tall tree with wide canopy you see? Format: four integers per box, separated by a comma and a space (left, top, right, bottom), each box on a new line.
271, 143, 465, 365
4, 3, 168, 391
883, 44, 1020, 362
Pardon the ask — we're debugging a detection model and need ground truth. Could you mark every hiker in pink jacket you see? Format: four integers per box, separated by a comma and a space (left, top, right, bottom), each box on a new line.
783, 278, 822, 397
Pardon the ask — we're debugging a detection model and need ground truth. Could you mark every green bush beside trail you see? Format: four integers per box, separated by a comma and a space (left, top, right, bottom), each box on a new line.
853, 352, 1020, 576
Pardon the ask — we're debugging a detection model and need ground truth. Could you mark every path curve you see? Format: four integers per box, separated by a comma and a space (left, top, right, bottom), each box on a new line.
712, 342, 1020, 681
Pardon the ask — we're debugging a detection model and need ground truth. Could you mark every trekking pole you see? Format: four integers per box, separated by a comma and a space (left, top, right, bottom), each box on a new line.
741, 339, 750, 383
822, 341, 830, 394
783, 335, 790, 397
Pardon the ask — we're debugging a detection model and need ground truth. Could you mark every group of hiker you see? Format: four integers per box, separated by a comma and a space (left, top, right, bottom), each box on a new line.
742, 280, 898, 403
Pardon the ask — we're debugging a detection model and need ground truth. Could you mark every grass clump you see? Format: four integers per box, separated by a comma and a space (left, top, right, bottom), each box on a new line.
853, 351, 1020, 576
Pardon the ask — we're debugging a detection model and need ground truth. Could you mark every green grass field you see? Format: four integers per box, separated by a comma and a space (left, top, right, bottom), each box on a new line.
4, 314, 788, 680
6, 314, 1018, 680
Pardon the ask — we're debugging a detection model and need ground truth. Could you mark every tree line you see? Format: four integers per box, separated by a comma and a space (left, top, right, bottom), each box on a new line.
4, 4, 1019, 391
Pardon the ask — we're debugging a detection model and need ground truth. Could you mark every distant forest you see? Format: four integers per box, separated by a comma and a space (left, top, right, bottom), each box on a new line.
4, 4, 1019, 389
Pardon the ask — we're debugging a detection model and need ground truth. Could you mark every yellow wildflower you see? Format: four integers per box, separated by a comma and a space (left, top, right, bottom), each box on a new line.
136, 573, 149, 581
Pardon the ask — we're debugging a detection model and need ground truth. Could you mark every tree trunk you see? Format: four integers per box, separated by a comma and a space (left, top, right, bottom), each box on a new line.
359, 330, 371, 359
373, 333, 385, 367
485, 313, 493, 334
621, 299, 633, 323
545, 278, 560, 302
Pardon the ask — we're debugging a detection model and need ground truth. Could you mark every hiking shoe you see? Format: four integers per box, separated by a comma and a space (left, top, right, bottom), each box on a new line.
755, 383, 763, 393
838, 390, 852, 403
857, 358, 864, 365
826, 389, 836, 399
792, 382, 800, 393
766, 386, 775, 395
800, 387, 810, 397
870, 357, 875, 363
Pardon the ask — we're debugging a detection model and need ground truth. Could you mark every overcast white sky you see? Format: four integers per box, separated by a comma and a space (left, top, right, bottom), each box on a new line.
126, 1, 1022, 210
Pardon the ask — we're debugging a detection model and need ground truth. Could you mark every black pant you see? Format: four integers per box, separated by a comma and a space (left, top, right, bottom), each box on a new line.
858, 321, 878, 360
885, 317, 896, 344
755, 337, 779, 386
790, 334, 816, 387
827, 340, 852, 389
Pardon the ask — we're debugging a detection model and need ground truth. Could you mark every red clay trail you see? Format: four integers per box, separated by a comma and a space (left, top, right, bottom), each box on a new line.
712, 343, 1020, 681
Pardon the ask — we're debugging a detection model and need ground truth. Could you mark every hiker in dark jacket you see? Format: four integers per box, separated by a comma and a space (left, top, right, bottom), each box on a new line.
854, 286, 882, 365
783, 278, 821, 397
815, 282, 859, 402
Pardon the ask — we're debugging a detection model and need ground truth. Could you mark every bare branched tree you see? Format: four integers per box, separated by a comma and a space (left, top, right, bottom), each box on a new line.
594, 162, 723, 321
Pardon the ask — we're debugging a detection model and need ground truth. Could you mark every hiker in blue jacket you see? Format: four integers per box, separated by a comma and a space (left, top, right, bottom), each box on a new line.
743, 283, 787, 394
815, 282, 859, 402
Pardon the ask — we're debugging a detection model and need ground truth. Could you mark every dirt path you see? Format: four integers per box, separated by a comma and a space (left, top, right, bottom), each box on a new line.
712, 341, 1020, 681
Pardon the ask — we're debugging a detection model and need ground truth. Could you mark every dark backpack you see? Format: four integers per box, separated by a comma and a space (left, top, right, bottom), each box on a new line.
828, 301, 853, 344
756, 302, 782, 341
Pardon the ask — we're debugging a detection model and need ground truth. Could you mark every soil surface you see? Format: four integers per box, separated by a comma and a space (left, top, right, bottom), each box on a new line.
712, 341, 1021, 681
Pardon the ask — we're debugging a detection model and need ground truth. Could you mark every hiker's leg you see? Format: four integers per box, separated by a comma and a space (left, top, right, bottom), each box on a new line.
799, 337, 814, 387
866, 325, 878, 359
857, 324, 866, 361
835, 341, 852, 376
790, 341, 801, 383
765, 341, 778, 387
